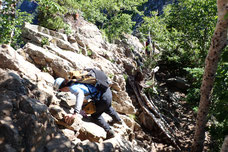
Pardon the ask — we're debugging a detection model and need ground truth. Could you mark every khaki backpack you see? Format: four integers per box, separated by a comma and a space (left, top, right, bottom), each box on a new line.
68, 68, 110, 93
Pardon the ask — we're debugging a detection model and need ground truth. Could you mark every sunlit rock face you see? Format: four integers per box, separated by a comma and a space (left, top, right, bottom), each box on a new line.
0, 16, 147, 151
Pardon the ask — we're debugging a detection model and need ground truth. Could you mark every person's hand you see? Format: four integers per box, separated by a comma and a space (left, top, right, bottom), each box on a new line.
80, 110, 87, 118
64, 113, 77, 125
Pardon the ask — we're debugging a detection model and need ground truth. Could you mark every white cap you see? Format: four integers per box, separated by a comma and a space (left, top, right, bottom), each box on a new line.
53, 77, 65, 91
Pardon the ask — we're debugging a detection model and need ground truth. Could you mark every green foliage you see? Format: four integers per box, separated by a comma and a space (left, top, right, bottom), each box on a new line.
0, 0, 73, 42
139, 11, 171, 48
139, 0, 217, 69
57, 0, 80, 14
74, 0, 146, 42
123, 74, 128, 81
36, 0, 72, 34
209, 120, 228, 152
209, 51, 228, 151
137, 0, 226, 149
144, 86, 158, 96
128, 114, 137, 121
184, 67, 204, 104
63, 23, 72, 35
1, 0, 226, 150
78, 0, 145, 23
0, 1, 32, 49
185, 53, 228, 150
142, 53, 160, 70
164, 0, 217, 65
193, 107, 198, 113
78, 0, 107, 24
108, 73, 114, 79
37, 0, 69, 30
105, 14, 135, 42
87, 50, 92, 56
35, 0, 146, 41
41, 36, 50, 46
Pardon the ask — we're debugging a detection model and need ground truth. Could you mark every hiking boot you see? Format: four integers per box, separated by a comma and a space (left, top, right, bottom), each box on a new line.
108, 119, 122, 126
106, 130, 115, 139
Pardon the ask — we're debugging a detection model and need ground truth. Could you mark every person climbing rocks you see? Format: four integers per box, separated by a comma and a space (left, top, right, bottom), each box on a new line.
145, 37, 151, 56
74, 12, 79, 20
145, 36, 155, 56
53, 69, 122, 139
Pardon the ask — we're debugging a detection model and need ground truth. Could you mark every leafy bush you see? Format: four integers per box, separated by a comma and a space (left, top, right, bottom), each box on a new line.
41, 36, 50, 46
36, 0, 68, 30
163, 0, 217, 66
105, 14, 135, 42
35, 0, 146, 41
74, 0, 146, 42
138, 0, 217, 69
208, 50, 228, 151
184, 67, 204, 104
0, 1, 32, 49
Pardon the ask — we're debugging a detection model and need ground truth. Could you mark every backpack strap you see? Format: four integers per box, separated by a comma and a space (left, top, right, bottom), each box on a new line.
85, 84, 100, 102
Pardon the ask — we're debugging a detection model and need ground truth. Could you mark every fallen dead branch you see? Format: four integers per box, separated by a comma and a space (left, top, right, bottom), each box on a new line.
128, 76, 181, 151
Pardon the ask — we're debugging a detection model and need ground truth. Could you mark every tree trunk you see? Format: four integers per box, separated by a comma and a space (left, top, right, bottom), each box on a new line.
191, 0, 228, 152
221, 136, 228, 152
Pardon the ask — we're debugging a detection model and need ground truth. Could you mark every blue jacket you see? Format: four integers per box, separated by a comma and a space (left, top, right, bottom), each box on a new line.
69, 83, 100, 113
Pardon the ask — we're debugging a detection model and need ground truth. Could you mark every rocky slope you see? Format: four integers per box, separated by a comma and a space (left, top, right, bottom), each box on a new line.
0, 15, 195, 151
0, 14, 151, 151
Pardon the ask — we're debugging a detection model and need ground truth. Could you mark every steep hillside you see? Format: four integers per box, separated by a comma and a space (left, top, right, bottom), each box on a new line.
0, 15, 203, 152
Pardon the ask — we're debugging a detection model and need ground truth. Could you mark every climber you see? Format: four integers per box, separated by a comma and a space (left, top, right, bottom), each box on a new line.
145, 37, 151, 56
74, 12, 79, 20
53, 71, 122, 139
145, 36, 156, 56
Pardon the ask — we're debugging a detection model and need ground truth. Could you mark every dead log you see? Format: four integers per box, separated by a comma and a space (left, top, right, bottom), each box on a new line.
139, 85, 175, 135
128, 77, 181, 150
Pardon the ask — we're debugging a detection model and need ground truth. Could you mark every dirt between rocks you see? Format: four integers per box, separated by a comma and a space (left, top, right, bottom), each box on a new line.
128, 86, 211, 152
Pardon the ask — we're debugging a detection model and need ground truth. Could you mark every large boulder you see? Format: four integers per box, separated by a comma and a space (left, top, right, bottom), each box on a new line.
73, 20, 109, 56
21, 43, 73, 78
0, 69, 73, 152
22, 22, 79, 53
0, 44, 54, 105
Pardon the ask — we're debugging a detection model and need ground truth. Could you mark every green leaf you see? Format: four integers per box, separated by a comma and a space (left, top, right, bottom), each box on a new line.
224, 13, 228, 19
